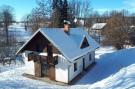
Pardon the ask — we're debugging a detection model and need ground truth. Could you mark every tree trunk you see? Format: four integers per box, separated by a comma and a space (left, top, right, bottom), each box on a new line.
5, 24, 9, 45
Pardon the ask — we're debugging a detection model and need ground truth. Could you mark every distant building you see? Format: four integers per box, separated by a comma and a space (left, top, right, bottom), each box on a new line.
90, 23, 107, 43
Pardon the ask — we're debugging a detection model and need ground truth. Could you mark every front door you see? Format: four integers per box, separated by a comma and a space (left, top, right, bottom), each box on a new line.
41, 62, 49, 77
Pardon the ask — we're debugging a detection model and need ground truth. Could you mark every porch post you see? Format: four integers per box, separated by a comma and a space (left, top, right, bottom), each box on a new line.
34, 61, 42, 77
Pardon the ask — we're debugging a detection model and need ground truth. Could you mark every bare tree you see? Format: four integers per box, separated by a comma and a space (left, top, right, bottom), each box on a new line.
102, 12, 129, 50
21, 14, 30, 31
69, 0, 92, 27
70, 0, 92, 18
23, 0, 51, 32
0, 5, 15, 45
130, 13, 135, 25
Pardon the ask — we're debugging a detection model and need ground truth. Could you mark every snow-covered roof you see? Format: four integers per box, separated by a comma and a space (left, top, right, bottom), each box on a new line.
16, 28, 99, 62
91, 23, 107, 30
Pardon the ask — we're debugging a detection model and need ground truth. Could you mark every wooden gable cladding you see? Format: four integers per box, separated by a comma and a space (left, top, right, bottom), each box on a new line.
20, 31, 60, 54
80, 37, 90, 49
24, 32, 47, 52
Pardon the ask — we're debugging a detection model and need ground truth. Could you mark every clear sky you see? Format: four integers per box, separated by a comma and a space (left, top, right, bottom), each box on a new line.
0, 0, 37, 21
91, 0, 135, 13
0, 0, 134, 21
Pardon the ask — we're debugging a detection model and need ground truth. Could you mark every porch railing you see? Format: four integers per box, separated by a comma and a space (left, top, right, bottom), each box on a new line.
28, 52, 58, 65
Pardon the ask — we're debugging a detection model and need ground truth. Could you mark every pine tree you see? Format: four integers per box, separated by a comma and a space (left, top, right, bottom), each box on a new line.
62, 0, 68, 21
51, 0, 69, 27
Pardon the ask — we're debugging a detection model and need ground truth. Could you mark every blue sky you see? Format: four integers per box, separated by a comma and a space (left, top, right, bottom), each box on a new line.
0, 0, 134, 21
92, 0, 135, 13
0, 0, 37, 21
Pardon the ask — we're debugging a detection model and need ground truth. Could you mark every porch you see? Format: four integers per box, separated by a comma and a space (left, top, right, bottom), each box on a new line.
28, 52, 58, 81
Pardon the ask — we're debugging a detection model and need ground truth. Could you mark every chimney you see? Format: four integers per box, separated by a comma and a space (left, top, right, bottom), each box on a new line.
64, 20, 70, 35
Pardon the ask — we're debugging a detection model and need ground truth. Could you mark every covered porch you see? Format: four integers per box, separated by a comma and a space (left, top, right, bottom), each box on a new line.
16, 32, 61, 81
28, 52, 58, 80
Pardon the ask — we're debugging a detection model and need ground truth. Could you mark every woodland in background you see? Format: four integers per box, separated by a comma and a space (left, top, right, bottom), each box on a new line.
23, 0, 92, 32
1, 0, 135, 50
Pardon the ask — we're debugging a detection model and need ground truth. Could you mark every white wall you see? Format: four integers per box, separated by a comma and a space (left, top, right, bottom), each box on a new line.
91, 51, 95, 62
84, 53, 90, 69
55, 55, 69, 83
68, 51, 95, 82
22, 51, 95, 83
84, 51, 95, 69
69, 57, 83, 82
22, 51, 35, 75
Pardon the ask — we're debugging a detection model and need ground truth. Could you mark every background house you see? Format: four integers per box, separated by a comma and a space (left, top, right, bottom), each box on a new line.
89, 23, 107, 43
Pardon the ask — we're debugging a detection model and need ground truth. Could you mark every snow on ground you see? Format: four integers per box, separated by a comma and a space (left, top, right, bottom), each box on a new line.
76, 47, 135, 88
0, 46, 135, 89
8, 26, 32, 42
95, 46, 116, 59
0, 67, 65, 89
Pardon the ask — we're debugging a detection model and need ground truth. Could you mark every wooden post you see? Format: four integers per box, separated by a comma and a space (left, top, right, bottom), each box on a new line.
34, 61, 42, 77
49, 65, 55, 80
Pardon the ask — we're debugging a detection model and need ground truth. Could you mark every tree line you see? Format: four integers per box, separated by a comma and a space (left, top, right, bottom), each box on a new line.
0, 5, 15, 45
90, 10, 135, 50
23, 0, 92, 32
1, 0, 135, 50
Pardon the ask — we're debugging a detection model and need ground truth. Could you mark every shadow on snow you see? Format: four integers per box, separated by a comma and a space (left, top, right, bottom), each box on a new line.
76, 48, 135, 85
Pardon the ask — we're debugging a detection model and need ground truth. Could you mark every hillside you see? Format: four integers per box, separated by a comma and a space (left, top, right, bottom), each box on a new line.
0, 47, 135, 89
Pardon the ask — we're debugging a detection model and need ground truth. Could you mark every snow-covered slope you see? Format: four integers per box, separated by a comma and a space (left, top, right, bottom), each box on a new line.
0, 47, 135, 89
8, 26, 32, 42
76, 47, 135, 89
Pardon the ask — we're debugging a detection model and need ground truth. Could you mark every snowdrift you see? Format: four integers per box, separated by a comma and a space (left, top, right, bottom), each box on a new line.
1, 47, 135, 89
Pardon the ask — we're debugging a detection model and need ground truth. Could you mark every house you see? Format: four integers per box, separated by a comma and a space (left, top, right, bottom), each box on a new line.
16, 23, 99, 84
90, 23, 107, 43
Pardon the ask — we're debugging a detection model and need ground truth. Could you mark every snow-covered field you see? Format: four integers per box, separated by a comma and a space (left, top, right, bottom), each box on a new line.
0, 46, 135, 89
8, 27, 32, 42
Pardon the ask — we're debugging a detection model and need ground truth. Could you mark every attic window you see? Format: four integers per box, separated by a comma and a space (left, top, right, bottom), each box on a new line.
80, 37, 89, 49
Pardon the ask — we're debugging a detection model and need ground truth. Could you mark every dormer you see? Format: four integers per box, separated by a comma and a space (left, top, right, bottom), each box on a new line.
80, 36, 89, 49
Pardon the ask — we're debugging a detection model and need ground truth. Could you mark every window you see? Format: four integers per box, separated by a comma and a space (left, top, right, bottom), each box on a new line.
89, 54, 91, 61
74, 62, 77, 72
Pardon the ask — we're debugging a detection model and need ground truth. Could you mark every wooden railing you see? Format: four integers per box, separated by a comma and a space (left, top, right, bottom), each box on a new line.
47, 56, 58, 65
28, 52, 58, 65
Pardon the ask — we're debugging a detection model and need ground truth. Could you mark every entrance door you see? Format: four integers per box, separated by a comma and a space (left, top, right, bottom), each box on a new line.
83, 58, 85, 70
41, 62, 49, 77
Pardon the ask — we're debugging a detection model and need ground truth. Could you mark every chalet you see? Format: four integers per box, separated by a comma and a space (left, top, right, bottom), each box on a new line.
90, 23, 107, 43
16, 23, 99, 84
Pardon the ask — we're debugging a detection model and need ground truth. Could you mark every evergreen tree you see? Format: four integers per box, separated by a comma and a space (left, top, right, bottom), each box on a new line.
62, 0, 68, 21
51, 0, 69, 27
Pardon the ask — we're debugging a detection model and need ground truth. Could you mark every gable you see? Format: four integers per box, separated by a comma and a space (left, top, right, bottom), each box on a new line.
80, 36, 90, 49
16, 31, 60, 54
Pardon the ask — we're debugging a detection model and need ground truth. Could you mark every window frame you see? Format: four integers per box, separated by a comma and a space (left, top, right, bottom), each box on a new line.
74, 62, 77, 72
